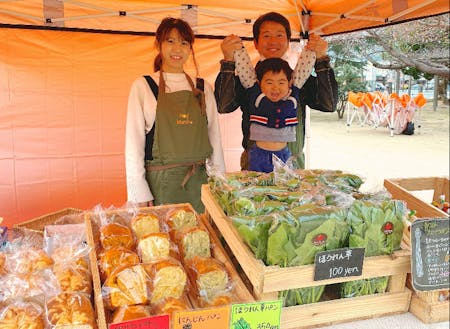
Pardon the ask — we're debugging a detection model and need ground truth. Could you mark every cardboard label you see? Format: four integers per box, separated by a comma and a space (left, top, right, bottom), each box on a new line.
173, 305, 230, 329
411, 218, 450, 291
109, 315, 169, 329
230, 300, 282, 329
314, 247, 365, 281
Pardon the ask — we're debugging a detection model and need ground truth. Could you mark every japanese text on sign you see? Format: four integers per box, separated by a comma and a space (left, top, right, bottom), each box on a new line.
231, 300, 282, 329
314, 247, 365, 281
172, 305, 229, 329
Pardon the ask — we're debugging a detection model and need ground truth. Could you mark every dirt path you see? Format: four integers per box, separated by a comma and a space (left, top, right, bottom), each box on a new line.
308, 103, 449, 186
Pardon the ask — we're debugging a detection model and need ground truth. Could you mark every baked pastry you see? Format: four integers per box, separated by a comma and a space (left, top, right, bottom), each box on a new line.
0, 302, 45, 329
53, 264, 92, 295
152, 297, 189, 316
100, 223, 134, 250
111, 305, 151, 323
175, 227, 211, 260
131, 213, 160, 240
185, 256, 231, 302
104, 264, 148, 308
51, 246, 89, 270
99, 247, 140, 281
143, 258, 187, 304
165, 207, 198, 231
9, 248, 53, 274
137, 233, 171, 263
0, 252, 6, 275
46, 292, 95, 328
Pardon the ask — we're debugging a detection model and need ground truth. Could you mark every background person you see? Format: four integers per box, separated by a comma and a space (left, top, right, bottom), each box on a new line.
125, 17, 225, 212
215, 11, 338, 170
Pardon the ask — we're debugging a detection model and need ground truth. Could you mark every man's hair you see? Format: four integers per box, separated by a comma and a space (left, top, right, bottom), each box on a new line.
253, 12, 291, 41
255, 58, 293, 82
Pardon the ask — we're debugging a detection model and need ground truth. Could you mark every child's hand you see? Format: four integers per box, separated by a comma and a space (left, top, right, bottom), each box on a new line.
221, 34, 243, 61
304, 34, 328, 59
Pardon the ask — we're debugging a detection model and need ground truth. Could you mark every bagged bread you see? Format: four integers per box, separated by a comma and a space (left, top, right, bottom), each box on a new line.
46, 292, 95, 328
0, 301, 45, 329
143, 258, 187, 304
165, 206, 198, 232
152, 297, 190, 316
53, 263, 92, 295
175, 227, 211, 260
185, 256, 232, 305
100, 223, 134, 250
103, 264, 149, 308
111, 305, 151, 323
99, 247, 140, 281
131, 213, 160, 240
137, 232, 171, 263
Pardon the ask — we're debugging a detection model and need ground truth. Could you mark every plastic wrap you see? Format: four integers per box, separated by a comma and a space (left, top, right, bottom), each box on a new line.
137, 232, 173, 263
98, 247, 140, 281
152, 297, 190, 316
46, 292, 95, 328
174, 226, 211, 261
111, 304, 151, 323
130, 213, 161, 240
164, 206, 199, 233
0, 300, 45, 329
100, 222, 134, 251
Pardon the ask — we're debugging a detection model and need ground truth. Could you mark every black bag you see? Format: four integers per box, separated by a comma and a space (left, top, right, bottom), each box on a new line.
402, 121, 415, 135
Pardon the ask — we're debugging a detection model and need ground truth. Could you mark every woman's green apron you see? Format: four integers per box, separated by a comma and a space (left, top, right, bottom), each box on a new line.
145, 81, 212, 212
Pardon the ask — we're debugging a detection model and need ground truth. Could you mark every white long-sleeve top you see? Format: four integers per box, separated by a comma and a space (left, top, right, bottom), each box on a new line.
125, 72, 225, 203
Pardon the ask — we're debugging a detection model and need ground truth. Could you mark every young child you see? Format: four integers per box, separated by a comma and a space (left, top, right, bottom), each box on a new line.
234, 45, 316, 172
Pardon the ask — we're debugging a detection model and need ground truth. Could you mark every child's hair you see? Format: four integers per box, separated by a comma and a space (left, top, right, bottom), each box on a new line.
255, 58, 293, 82
153, 17, 198, 75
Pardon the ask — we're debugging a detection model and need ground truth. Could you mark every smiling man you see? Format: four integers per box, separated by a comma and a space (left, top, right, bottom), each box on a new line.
214, 11, 338, 170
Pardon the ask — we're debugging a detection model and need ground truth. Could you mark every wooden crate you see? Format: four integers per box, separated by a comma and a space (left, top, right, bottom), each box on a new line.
85, 203, 254, 329
384, 177, 449, 323
201, 184, 412, 329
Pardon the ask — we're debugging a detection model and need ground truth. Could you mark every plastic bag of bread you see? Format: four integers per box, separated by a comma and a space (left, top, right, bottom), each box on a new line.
185, 256, 233, 306
98, 247, 140, 281
103, 264, 149, 308
175, 226, 211, 260
0, 252, 6, 275
152, 297, 190, 316
111, 305, 151, 323
100, 222, 134, 250
0, 300, 45, 329
53, 263, 92, 295
143, 258, 187, 304
137, 232, 174, 263
46, 292, 95, 328
131, 213, 160, 240
6, 248, 53, 275
164, 206, 198, 232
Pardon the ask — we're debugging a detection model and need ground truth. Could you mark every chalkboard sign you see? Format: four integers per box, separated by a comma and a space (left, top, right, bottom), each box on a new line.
314, 247, 365, 281
411, 218, 449, 291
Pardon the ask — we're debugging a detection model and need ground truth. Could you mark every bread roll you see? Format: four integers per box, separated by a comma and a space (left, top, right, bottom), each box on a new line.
165, 207, 198, 231
51, 246, 89, 270
143, 258, 187, 304
53, 264, 92, 295
46, 292, 95, 328
185, 256, 231, 302
100, 223, 134, 250
99, 247, 140, 281
0, 252, 6, 275
152, 297, 189, 316
0, 302, 45, 329
137, 233, 170, 263
176, 227, 211, 260
131, 213, 160, 240
104, 264, 148, 308
9, 248, 53, 274
111, 305, 151, 323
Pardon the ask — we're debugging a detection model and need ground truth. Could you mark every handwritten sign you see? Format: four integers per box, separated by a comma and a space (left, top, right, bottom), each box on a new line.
314, 248, 365, 281
411, 218, 449, 291
172, 305, 229, 329
109, 315, 169, 329
230, 300, 282, 329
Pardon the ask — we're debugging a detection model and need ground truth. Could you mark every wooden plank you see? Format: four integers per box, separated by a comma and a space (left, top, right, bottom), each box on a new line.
409, 293, 450, 323
384, 179, 447, 218
280, 290, 412, 329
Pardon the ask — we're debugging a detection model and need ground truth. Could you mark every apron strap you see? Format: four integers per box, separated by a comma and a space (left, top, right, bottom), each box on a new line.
146, 160, 206, 189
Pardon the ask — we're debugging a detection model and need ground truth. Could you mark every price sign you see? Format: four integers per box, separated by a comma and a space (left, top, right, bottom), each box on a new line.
411, 218, 449, 291
314, 248, 365, 281
172, 305, 230, 329
230, 300, 282, 329
109, 315, 169, 329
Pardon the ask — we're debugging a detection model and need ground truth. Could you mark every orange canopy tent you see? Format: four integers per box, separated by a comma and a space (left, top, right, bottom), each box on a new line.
1, 1, 449, 226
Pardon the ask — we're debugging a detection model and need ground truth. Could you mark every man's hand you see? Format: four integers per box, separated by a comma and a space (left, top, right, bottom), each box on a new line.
305, 34, 328, 60
221, 34, 243, 61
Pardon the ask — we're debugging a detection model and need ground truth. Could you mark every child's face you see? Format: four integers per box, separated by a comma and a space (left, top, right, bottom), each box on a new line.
259, 70, 290, 102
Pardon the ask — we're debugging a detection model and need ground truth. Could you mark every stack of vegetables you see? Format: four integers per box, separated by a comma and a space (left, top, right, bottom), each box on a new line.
209, 168, 406, 306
